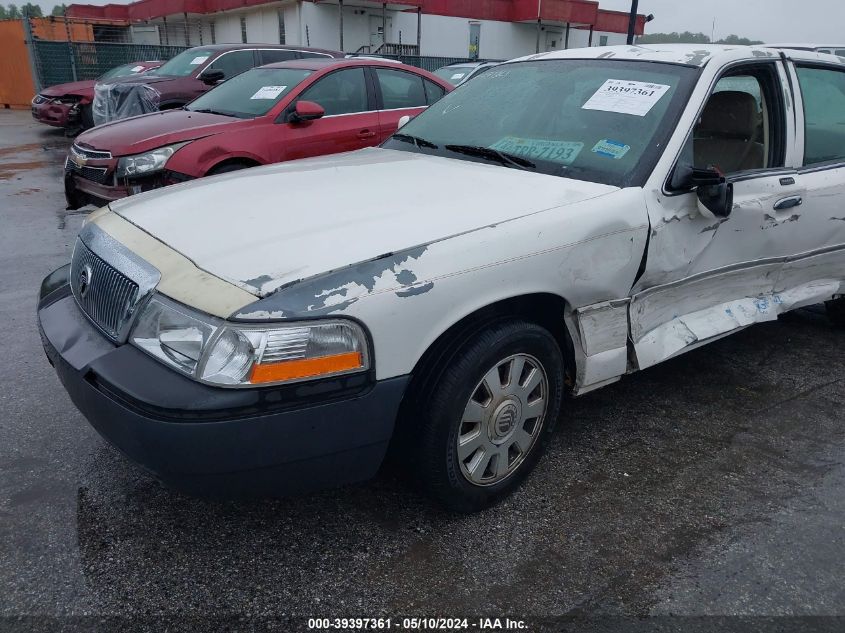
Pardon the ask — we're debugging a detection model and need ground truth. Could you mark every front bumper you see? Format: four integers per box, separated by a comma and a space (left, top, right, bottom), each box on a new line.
37, 272, 408, 496
32, 101, 73, 127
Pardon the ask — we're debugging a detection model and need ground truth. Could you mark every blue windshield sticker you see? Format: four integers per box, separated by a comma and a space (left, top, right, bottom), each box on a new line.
490, 136, 583, 164
592, 139, 631, 160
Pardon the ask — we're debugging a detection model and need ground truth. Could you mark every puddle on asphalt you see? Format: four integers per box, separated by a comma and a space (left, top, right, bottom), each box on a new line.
0, 161, 52, 180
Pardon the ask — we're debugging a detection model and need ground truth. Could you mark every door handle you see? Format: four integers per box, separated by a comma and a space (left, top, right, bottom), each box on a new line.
357, 129, 376, 139
773, 196, 803, 211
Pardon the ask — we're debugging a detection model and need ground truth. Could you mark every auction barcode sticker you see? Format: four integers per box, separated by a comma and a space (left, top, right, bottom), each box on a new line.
582, 79, 671, 117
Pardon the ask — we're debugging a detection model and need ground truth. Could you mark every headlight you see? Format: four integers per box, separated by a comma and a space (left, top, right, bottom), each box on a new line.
116, 142, 189, 179
130, 294, 369, 387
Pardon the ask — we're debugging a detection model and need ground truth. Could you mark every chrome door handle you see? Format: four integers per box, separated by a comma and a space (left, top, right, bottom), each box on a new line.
773, 196, 803, 211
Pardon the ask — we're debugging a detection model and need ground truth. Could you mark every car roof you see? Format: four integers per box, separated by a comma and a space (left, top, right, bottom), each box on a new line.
510, 43, 845, 68
180, 43, 343, 56
261, 57, 432, 72
767, 43, 845, 51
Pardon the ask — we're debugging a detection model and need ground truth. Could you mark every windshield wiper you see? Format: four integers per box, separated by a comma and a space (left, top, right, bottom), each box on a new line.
188, 108, 237, 117
444, 144, 536, 170
392, 133, 438, 149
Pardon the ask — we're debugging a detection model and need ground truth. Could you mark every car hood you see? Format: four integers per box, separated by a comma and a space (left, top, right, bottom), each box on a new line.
76, 109, 239, 155
110, 148, 618, 296
40, 80, 95, 98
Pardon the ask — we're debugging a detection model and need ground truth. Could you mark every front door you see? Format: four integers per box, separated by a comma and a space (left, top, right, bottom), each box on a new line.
279, 67, 380, 161
631, 62, 809, 369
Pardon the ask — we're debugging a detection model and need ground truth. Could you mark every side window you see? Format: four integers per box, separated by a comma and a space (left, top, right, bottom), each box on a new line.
836, 49, 845, 57
687, 69, 783, 175
298, 68, 369, 116
259, 49, 298, 65
796, 66, 845, 166
206, 50, 255, 80
299, 52, 332, 60
423, 79, 445, 104
375, 68, 427, 109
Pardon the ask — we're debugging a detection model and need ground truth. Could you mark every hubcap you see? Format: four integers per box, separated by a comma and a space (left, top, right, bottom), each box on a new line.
456, 353, 548, 487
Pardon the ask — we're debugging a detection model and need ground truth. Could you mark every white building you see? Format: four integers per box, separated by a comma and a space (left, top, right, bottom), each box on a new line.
68, 0, 646, 60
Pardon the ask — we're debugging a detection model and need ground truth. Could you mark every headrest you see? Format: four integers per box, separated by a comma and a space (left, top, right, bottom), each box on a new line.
698, 90, 759, 139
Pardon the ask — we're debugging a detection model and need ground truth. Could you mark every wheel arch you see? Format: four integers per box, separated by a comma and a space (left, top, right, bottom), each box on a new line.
394, 292, 577, 434
205, 156, 263, 175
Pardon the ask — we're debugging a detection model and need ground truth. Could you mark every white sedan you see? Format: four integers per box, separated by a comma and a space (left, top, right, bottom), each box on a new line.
38, 44, 845, 511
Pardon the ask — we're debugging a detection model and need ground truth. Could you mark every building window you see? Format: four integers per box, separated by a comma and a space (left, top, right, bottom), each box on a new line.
210, 20, 216, 44
599, 35, 609, 46
278, 10, 286, 44
240, 15, 247, 43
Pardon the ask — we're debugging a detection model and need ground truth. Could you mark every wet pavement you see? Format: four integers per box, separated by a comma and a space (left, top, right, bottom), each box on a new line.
0, 109, 844, 627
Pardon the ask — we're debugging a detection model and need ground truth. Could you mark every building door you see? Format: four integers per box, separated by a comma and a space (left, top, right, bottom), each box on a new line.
468, 22, 481, 59
369, 15, 390, 49
545, 30, 562, 51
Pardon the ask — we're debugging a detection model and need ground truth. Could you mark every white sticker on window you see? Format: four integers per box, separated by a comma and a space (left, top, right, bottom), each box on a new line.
250, 85, 287, 100
450, 73, 466, 80
490, 136, 584, 164
582, 79, 671, 117
130, 65, 145, 72
592, 139, 631, 160
190, 56, 210, 65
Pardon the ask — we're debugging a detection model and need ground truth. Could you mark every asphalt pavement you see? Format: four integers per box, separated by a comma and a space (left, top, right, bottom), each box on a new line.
0, 109, 843, 629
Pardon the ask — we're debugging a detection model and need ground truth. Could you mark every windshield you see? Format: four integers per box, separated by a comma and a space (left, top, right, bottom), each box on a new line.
385, 59, 697, 187
433, 65, 476, 85
186, 67, 313, 118
99, 62, 155, 81
151, 49, 217, 77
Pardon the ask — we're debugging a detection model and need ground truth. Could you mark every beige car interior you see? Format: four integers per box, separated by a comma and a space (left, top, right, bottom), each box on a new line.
694, 86, 768, 174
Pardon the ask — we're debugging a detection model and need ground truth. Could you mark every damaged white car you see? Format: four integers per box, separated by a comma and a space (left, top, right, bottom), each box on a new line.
38, 44, 845, 511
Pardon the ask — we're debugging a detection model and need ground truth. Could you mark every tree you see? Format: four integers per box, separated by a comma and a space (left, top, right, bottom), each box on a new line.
638, 31, 762, 46
51, 4, 67, 16
0, 6, 7, 19
21, 2, 42, 17
7, 4, 21, 18
716, 34, 764, 46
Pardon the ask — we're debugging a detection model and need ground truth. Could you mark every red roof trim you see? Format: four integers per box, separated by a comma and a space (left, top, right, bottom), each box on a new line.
67, 0, 645, 34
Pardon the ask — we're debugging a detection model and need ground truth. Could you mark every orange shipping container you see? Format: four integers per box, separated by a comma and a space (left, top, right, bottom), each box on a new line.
0, 20, 35, 109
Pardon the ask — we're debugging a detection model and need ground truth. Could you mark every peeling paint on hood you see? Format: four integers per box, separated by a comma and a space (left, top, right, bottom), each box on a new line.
110, 147, 617, 296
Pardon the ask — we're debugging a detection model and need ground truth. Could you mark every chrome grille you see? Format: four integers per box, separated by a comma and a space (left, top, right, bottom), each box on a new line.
71, 239, 139, 341
71, 144, 112, 160
65, 159, 110, 184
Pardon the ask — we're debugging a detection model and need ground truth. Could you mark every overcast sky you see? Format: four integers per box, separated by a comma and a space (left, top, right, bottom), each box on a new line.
600, 0, 841, 43
31, 0, 843, 44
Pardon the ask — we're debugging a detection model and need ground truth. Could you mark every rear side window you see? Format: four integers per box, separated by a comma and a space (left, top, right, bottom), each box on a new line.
375, 68, 427, 109
206, 50, 255, 80
423, 79, 445, 104
259, 49, 298, 64
796, 66, 845, 165
299, 68, 369, 115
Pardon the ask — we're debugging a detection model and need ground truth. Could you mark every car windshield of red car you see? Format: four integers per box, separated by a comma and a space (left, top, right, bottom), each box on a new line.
186, 67, 313, 118
150, 49, 217, 77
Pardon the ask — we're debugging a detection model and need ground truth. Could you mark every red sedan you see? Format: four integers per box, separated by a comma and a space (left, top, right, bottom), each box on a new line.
66, 58, 451, 208
31, 61, 162, 132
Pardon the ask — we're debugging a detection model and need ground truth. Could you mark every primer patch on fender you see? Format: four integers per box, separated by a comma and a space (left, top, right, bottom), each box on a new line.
592, 139, 631, 160
250, 85, 287, 100
490, 136, 583, 164
582, 79, 670, 117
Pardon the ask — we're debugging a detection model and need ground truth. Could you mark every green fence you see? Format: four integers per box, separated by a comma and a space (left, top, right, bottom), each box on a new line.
32, 39, 485, 89
33, 40, 188, 88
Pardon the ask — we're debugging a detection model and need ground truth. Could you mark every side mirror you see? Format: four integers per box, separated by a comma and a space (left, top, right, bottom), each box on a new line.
289, 100, 325, 123
673, 164, 734, 219
397, 114, 413, 129
201, 69, 225, 85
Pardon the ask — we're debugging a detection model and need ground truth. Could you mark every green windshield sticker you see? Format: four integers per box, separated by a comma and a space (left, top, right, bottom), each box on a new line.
490, 136, 584, 164
592, 139, 631, 160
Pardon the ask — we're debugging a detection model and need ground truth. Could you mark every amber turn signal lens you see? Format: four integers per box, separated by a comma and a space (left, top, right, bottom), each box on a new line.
249, 351, 363, 384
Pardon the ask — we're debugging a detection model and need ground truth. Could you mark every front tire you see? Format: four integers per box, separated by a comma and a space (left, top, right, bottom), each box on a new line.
414, 320, 564, 512
827, 297, 845, 327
